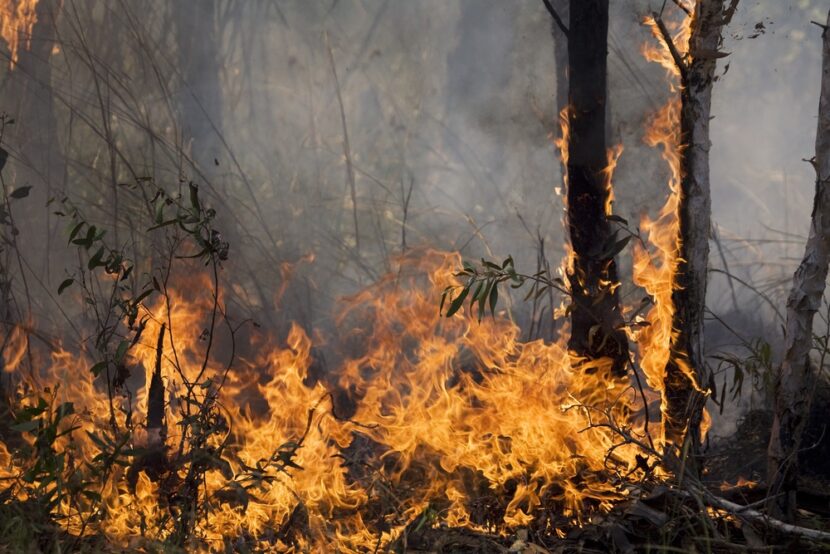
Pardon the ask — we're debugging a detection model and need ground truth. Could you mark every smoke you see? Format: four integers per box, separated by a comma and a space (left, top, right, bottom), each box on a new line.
0, 0, 827, 434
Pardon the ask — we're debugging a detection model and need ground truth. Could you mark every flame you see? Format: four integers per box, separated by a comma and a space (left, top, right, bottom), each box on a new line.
0, 251, 648, 550
0, 0, 39, 66
0, 7, 706, 550
633, 6, 710, 449
719, 476, 758, 491
1, 323, 28, 372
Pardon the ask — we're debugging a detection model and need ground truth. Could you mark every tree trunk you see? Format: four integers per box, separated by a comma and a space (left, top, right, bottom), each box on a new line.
565, 0, 628, 376
7, 0, 62, 280
660, 0, 731, 468
767, 9, 830, 521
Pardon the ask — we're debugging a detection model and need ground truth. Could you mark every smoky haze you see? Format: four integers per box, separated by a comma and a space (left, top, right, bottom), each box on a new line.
1, 0, 827, 435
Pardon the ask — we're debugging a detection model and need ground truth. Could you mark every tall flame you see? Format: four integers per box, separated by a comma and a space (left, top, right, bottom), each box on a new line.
632, 6, 708, 448
0, 4, 707, 550
0, 0, 39, 66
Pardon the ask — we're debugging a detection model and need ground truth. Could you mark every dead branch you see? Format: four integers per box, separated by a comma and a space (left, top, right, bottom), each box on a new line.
652, 12, 688, 81
670, 0, 692, 17
695, 487, 830, 544
541, 0, 569, 37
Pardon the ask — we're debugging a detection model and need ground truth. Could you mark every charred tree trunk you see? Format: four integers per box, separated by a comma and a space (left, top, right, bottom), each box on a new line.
656, 0, 734, 468
564, 0, 628, 376
767, 9, 830, 521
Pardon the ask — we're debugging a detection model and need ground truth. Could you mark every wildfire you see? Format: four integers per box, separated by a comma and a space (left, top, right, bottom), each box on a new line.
0, 3, 709, 551
0, 0, 39, 66
0, 250, 645, 551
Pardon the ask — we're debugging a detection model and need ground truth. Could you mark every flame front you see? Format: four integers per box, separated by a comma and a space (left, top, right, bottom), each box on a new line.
0, 4, 705, 551
0, 250, 647, 550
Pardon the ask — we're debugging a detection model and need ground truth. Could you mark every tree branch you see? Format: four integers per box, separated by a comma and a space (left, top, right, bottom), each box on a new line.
723, 0, 740, 25
652, 12, 688, 82
541, 0, 569, 37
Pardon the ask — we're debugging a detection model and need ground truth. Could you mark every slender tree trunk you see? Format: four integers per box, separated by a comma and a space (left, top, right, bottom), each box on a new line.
767, 9, 830, 521
8, 0, 62, 280
658, 0, 734, 468
565, 0, 628, 376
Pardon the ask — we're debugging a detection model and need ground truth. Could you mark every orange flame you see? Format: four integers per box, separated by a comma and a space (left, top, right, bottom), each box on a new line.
0, 0, 39, 66
633, 7, 709, 448
0, 251, 646, 550
0, 8, 706, 549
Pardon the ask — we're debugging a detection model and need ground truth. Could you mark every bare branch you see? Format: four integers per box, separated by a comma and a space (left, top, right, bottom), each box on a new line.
541, 0, 569, 37
723, 0, 740, 25
670, 0, 692, 17
652, 12, 688, 81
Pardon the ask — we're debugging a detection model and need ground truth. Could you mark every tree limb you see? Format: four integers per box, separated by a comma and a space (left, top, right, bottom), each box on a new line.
541, 0, 569, 37
652, 12, 688, 82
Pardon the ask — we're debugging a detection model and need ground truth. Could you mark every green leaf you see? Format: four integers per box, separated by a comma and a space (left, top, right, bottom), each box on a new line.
603, 235, 632, 259
470, 281, 484, 308
11, 420, 40, 433
114, 340, 130, 364
606, 214, 628, 225
488, 282, 499, 316
88, 246, 105, 270
89, 361, 107, 377
482, 260, 501, 271
9, 185, 30, 199
55, 402, 74, 420
445, 287, 469, 317
67, 221, 85, 244
58, 278, 74, 295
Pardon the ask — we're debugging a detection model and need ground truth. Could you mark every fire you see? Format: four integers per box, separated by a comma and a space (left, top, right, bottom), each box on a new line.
0, 4, 707, 551
633, 4, 709, 449
0, 251, 645, 550
0, 0, 39, 66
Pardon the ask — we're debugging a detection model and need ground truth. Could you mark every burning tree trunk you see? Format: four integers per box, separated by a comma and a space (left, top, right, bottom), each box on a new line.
563, 0, 628, 375
652, 0, 736, 466
767, 9, 830, 520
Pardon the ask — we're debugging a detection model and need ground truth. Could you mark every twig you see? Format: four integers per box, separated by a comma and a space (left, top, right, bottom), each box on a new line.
723, 0, 740, 25
670, 0, 692, 17
325, 32, 360, 255
711, 224, 739, 312
696, 487, 830, 543
652, 12, 688, 82
541, 0, 569, 37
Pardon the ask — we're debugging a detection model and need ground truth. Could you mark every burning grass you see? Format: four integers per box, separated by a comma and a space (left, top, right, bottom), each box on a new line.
0, 243, 649, 551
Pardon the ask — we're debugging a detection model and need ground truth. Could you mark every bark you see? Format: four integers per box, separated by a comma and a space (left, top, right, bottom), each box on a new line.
660, 0, 730, 466
565, 0, 628, 376
767, 9, 830, 521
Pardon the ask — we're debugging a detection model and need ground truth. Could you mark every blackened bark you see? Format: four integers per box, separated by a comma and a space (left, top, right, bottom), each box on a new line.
565, 0, 628, 375
767, 9, 830, 521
